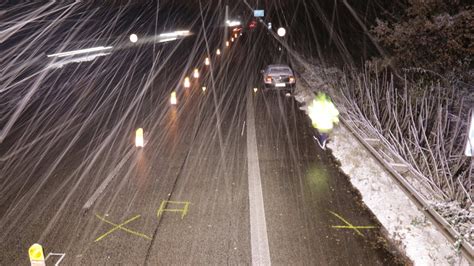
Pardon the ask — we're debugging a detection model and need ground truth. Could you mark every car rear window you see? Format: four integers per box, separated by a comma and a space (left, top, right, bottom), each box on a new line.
268, 67, 292, 73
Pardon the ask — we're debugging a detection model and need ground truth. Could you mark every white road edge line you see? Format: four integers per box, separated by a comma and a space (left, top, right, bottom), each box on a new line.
246, 91, 271, 265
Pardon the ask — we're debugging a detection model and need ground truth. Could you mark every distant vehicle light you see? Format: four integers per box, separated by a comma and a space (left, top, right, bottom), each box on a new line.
130, 34, 138, 43
159, 30, 190, 38
231, 38, 234, 42
193, 68, 200, 78
202, 86, 207, 92
253, 88, 258, 93
47, 46, 113, 58
277, 27, 286, 37
265, 76, 272, 84
205, 57, 210, 66
226, 20, 241, 27
135, 128, 144, 147
170, 91, 177, 105
226, 41, 230, 47
47, 52, 110, 69
159, 37, 177, 43
175, 30, 190, 35
216, 49, 221, 55
184, 77, 191, 88
289, 76, 295, 83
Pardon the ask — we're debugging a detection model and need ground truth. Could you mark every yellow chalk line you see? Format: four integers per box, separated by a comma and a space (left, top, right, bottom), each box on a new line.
157, 200, 190, 219
329, 211, 376, 237
95, 214, 151, 242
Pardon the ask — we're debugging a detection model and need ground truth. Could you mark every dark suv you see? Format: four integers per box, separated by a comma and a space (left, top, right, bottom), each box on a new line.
261, 64, 296, 92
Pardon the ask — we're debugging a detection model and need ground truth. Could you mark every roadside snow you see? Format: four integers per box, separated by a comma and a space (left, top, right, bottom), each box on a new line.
293, 67, 470, 265
330, 124, 467, 265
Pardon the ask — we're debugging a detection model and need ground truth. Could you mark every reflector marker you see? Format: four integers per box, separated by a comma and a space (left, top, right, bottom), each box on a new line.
29, 243, 45, 266
135, 128, 144, 147
170, 91, 177, 105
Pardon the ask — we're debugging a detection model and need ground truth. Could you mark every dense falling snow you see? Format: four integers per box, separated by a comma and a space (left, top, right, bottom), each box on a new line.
0, 1, 472, 265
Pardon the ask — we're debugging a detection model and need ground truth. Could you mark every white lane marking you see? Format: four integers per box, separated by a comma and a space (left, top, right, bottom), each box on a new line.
246, 91, 271, 265
241, 121, 246, 136
83, 148, 135, 210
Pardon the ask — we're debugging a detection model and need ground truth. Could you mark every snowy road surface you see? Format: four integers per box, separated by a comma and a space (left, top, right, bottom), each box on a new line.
0, 21, 404, 265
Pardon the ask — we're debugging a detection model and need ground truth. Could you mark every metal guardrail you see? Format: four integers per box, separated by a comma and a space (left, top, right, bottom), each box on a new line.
297, 73, 474, 263
340, 116, 474, 263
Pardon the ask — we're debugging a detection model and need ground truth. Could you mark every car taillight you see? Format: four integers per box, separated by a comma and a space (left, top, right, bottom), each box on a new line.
289, 76, 295, 83
265, 76, 272, 83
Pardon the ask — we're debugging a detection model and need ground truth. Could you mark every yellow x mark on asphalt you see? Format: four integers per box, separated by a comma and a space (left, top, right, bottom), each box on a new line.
94, 214, 152, 242
329, 211, 376, 237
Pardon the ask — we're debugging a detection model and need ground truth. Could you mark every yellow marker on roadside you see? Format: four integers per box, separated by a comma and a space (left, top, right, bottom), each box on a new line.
135, 128, 144, 147
170, 91, 177, 105
202, 86, 207, 92
253, 88, 258, 93
29, 243, 45, 266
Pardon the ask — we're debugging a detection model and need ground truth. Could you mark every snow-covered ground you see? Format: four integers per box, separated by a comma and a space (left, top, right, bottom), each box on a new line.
293, 65, 471, 265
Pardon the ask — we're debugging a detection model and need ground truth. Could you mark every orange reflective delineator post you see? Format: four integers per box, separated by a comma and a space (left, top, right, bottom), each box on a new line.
135, 128, 144, 147
184, 77, 191, 88
170, 91, 177, 105
193, 68, 199, 79
29, 243, 45, 266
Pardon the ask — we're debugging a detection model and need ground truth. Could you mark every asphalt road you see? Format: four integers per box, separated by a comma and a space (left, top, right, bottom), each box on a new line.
0, 27, 405, 265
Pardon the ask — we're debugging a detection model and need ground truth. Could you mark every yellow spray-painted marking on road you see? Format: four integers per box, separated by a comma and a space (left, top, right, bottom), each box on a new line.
157, 200, 190, 219
329, 211, 376, 237
94, 214, 151, 242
